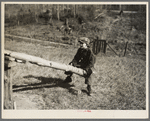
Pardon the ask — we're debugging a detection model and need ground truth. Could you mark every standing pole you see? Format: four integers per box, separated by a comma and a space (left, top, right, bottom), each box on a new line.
104, 41, 107, 54
124, 42, 128, 56
4, 57, 16, 109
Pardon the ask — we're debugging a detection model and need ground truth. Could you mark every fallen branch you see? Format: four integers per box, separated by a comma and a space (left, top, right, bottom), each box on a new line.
94, 13, 105, 20
5, 34, 69, 47
4, 50, 86, 76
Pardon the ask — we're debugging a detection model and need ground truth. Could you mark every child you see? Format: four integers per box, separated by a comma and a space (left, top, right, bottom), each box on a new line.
64, 37, 96, 96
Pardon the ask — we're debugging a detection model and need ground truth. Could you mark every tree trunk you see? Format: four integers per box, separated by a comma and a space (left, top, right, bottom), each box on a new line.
120, 5, 122, 11
57, 4, 60, 20
76, 5, 78, 15
42, 4, 44, 11
62, 4, 64, 14
5, 50, 86, 76
74, 5, 76, 18
67, 4, 69, 14
35, 4, 38, 23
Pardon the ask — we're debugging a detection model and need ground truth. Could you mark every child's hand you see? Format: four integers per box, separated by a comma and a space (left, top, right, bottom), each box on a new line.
66, 68, 71, 72
83, 70, 87, 77
69, 62, 73, 66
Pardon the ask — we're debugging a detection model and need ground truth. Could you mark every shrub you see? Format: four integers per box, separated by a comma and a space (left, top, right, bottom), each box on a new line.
38, 9, 52, 23
77, 5, 96, 23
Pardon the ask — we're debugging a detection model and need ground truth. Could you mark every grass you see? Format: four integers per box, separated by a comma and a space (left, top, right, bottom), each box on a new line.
5, 38, 146, 110
4, 7, 146, 110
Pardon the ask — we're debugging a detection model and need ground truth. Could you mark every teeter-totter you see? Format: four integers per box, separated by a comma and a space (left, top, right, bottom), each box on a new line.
4, 49, 95, 107
4, 50, 87, 76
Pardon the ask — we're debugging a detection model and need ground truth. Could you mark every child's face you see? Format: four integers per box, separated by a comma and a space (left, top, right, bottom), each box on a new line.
80, 43, 87, 49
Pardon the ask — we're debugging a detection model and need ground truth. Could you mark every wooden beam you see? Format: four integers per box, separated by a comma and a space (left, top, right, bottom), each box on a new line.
4, 58, 16, 109
4, 50, 86, 76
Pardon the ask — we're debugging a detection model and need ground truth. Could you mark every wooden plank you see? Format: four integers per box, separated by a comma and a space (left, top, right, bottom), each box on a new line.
4, 50, 86, 76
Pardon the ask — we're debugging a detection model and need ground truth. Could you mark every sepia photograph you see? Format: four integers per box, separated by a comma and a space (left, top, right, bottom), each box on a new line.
1, 2, 149, 119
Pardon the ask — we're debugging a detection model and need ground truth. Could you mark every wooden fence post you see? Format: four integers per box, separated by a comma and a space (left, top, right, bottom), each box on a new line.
4, 57, 16, 109
124, 42, 128, 56
104, 40, 107, 54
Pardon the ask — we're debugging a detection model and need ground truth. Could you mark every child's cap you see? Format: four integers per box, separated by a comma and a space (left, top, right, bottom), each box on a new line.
78, 37, 90, 46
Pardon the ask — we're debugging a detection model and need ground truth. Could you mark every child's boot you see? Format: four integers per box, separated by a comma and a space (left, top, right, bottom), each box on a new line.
64, 76, 72, 83
87, 85, 93, 96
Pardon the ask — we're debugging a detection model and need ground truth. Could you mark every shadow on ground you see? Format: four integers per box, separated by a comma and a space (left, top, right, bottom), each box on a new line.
13, 75, 75, 93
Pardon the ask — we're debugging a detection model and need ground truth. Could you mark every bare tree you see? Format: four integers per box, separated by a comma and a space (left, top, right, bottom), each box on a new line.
74, 5, 76, 18
57, 4, 60, 20
62, 4, 64, 14
34, 4, 39, 23
76, 5, 78, 15
67, 4, 69, 14
120, 5, 122, 11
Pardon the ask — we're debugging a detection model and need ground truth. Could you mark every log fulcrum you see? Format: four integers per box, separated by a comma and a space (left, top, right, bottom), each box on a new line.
4, 50, 86, 76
